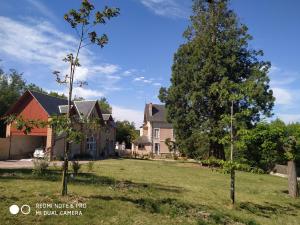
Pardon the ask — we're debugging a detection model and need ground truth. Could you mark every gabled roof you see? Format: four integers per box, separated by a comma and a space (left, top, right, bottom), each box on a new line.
58, 105, 70, 114
5, 90, 69, 117
102, 114, 113, 121
144, 104, 168, 122
102, 113, 116, 128
30, 91, 69, 115
73, 100, 102, 120
5, 90, 105, 122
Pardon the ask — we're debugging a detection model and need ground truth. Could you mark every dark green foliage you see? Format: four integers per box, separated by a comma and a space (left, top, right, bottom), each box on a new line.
159, 0, 274, 159
200, 157, 264, 174
116, 120, 138, 148
164, 138, 177, 153
0, 69, 26, 116
98, 97, 112, 114
236, 120, 300, 171
71, 160, 81, 176
236, 119, 286, 171
87, 161, 94, 172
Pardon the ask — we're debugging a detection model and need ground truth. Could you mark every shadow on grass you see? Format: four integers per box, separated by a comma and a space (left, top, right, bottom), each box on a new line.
88, 195, 258, 225
90, 195, 203, 214
239, 201, 298, 218
0, 168, 185, 194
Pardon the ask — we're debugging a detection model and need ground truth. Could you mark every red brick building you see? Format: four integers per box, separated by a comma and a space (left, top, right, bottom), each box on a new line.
4, 90, 116, 160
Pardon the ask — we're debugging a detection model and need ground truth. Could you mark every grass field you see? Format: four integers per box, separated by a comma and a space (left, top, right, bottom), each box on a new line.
0, 159, 299, 225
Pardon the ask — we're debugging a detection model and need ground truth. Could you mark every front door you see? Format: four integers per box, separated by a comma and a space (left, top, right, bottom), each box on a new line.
154, 143, 160, 155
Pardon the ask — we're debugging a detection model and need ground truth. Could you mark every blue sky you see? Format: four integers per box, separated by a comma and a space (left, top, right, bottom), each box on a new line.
0, 0, 299, 126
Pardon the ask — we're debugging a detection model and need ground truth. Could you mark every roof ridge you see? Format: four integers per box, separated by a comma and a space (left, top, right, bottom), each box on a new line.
73, 100, 96, 102
29, 90, 67, 100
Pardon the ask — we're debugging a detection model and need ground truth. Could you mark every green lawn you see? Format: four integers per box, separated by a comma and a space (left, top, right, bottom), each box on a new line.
0, 159, 299, 225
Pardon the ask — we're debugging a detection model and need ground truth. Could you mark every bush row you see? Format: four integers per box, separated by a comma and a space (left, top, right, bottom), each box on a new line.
200, 158, 265, 174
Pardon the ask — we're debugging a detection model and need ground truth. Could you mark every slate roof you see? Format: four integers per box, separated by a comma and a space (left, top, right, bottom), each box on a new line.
30, 91, 68, 116
58, 105, 70, 114
5, 90, 106, 121
144, 104, 168, 122
73, 100, 97, 119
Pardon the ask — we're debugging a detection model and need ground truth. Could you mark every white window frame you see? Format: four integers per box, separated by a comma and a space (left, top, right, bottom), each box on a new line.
154, 128, 160, 139
86, 135, 96, 152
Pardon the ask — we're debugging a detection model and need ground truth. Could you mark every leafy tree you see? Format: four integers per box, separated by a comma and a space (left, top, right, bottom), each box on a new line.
53, 0, 119, 196
286, 123, 300, 166
116, 120, 138, 149
0, 69, 26, 116
26, 83, 47, 94
236, 119, 286, 171
159, 0, 274, 160
27, 83, 67, 99
98, 97, 112, 114
165, 138, 177, 153
0, 69, 26, 137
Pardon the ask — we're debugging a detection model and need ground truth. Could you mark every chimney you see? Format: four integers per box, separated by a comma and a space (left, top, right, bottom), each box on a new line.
149, 103, 153, 117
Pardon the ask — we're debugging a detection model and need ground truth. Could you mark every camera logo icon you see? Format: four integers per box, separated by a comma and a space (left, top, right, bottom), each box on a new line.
9, 205, 31, 215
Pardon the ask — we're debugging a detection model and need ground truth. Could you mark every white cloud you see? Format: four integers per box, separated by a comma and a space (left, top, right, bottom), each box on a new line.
0, 16, 133, 96
0, 16, 85, 77
73, 87, 104, 99
276, 114, 300, 124
49, 87, 104, 100
92, 64, 120, 75
272, 87, 293, 105
112, 105, 143, 127
143, 79, 152, 83
140, 0, 189, 19
134, 76, 145, 81
153, 82, 161, 86
74, 67, 89, 81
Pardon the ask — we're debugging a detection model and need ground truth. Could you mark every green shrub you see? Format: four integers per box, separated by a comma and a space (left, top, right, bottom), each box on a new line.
72, 160, 81, 175
87, 161, 94, 172
200, 157, 264, 174
149, 152, 155, 159
32, 159, 49, 175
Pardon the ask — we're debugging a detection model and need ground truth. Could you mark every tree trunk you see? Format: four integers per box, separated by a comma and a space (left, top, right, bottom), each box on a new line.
61, 142, 69, 196
8, 129, 12, 160
230, 168, 235, 204
230, 100, 235, 204
287, 160, 299, 198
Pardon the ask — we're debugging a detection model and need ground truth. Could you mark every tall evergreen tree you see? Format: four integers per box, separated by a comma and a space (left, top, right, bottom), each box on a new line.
159, 0, 274, 159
